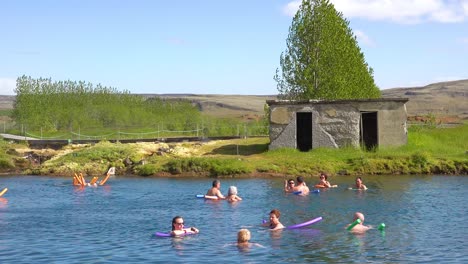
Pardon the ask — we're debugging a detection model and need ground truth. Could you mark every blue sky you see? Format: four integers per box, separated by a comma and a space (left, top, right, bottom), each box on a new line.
1, 0, 467, 95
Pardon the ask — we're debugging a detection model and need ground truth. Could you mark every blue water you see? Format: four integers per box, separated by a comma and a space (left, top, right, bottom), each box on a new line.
0, 175, 466, 263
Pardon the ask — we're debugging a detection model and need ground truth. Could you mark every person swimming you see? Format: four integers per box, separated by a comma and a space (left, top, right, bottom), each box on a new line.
350, 177, 368, 190
346, 212, 371, 233
284, 178, 295, 193
236, 229, 264, 248
206, 180, 225, 199
226, 186, 242, 202
170, 216, 199, 236
315, 173, 338, 188
293, 176, 310, 195
268, 209, 285, 230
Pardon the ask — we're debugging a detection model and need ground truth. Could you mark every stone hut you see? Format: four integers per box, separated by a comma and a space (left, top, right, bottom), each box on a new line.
267, 98, 409, 151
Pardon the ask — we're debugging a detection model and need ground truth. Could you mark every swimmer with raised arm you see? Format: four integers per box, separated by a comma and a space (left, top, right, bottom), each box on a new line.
170, 216, 199, 236
284, 178, 295, 193
206, 180, 225, 199
346, 212, 371, 233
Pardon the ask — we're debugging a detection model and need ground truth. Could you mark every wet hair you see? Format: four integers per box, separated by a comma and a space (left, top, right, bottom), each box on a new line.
228, 186, 238, 196
270, 209, 281, 218
212, 180, 220, 187
237, 229, 251, 243
320, 173, 328, 180
296, 176, 305, 184
172, 216, 182, 231
356, 177, 362, 181
288, 178, 295, 184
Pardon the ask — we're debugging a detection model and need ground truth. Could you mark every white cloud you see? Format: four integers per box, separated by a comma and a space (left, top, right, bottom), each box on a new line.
284, 0, 468, 24
0, 78, 16, 95
354, 30, 375, 47
283, 1, 302, 17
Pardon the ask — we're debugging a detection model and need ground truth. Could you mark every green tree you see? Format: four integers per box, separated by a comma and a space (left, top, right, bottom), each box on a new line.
274, 0, 381, 100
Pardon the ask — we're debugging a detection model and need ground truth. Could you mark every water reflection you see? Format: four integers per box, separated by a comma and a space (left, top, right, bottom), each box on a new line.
0, 198, 8, 209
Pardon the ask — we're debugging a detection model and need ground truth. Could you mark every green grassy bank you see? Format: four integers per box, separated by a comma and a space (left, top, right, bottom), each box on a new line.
1, 123, 467, 178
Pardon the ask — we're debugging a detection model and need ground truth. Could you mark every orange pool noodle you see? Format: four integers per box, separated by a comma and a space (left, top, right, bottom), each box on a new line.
99, 173, 110, 186
89, 177, 98, 185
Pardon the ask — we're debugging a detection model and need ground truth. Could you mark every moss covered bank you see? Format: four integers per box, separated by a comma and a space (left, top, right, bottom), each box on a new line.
1, 124, 467, 178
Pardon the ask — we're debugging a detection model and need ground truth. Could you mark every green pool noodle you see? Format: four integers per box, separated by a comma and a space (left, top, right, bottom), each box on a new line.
346, 218, 361, 231
378, 223, 386, 230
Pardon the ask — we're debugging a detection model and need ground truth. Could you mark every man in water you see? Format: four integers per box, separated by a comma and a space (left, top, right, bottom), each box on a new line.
284, 178, 295, 193
352, 177, 368, 190
346, 212, 371, 233
206, 180, 225, 199
293, 176, 310, 195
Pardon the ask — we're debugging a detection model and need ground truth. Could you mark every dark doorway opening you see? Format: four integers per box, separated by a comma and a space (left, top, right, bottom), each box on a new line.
360, 112, 378, 150
297, 112, 312, 151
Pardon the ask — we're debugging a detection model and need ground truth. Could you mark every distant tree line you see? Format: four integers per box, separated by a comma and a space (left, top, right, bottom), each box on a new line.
11, 76, 268, 137
12, 75, 202, 132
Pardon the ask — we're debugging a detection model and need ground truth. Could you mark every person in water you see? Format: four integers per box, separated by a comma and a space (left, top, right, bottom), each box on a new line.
206, 180, 225, 199
226, 186, 242, 202
236, 229, 264, 248
170, 216, 199, 236
293, 176, 310, 195
350, 177, 368, 190
284, 178, 295, 193
346, 212, 371, 233
268, 209, 285, 230
73, 172, 110, 187
316, 173, 338, 188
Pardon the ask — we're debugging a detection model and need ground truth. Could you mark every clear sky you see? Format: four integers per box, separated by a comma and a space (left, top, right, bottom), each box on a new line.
1, 0, 467, 95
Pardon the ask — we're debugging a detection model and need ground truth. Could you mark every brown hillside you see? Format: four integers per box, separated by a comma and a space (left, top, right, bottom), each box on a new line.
381, 79, 468, 121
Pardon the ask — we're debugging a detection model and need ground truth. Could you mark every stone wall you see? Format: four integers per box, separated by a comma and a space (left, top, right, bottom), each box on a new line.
267, 98, 408, 150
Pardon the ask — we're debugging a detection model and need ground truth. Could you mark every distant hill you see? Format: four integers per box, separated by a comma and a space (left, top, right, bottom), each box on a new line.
381, 79, 468, 120
139, 94, 276, 121
1, 79, 467, 121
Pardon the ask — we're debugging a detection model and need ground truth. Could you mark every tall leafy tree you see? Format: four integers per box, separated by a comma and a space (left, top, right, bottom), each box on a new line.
274, 0, 381, 100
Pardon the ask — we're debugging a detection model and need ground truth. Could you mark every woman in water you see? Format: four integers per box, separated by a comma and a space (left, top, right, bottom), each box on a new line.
170, 216, 199, 236
315, 173, 338, 188
236, 229, 264, 248
226, 186, 242, 202
268, 209, 285, 230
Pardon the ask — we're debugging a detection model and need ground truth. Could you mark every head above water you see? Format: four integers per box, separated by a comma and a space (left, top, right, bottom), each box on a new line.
212, 180, 220, 187
353, 212, 365, 223
228, 186, 238, 196
296, 176, 305, 184
172, 216, 184, 231
270, 209, 281, 219
320, 173, 328, 180
237, 229, 251, 243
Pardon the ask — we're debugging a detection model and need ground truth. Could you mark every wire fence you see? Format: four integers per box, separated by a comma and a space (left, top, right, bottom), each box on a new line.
2, 121, 269, 140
